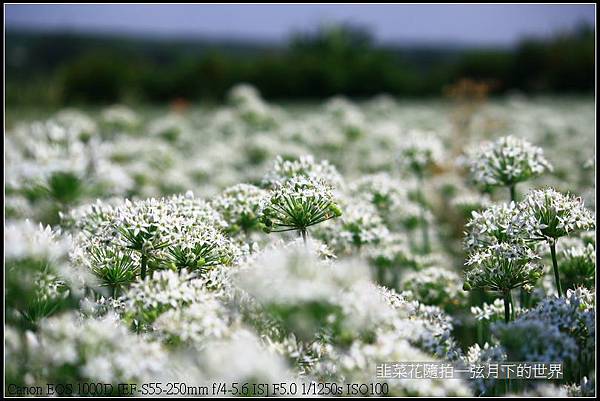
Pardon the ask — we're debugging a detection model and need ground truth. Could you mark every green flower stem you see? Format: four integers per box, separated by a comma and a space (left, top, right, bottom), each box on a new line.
508, 290, 515, 320
503, 291, 510, 323
509, 182, 526, 311
520, 290, 530, 309
141, 254, 147, 280
509, 183, 529, 309
549, 239, 563, 297
300, 228, 307, 244
509, 184, 517, 203
518, 288, 525, 309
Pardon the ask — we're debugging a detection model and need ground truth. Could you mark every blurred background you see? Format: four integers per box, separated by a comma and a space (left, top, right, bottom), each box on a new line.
5, 4, 596, 107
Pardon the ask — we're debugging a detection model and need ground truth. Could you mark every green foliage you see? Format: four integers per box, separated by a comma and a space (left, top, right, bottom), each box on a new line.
6, 24, 595, 106
59, 51, 133, 103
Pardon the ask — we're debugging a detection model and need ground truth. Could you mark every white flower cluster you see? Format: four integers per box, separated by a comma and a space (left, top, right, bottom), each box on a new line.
123, 269, 217, 326
60, 199, 118, 235
101, 105, 140, 128
460, 343, 507, 395
183, 328, 297, 387
316, 197, 389, 254
236, 242, 459, 359
153, 297, 230, 346
400, 267, 468, 312
5, 220, 72, 263
348, 172, 427, 231
235, 241, 364, 307
161, 220, 240, 272
5, 90, 595, 396
211, 183, 268, 235
27, 312, 168, 386
471, 298, 522, 322
349, 172, 407, 213
260, 176, 341, 235
464, 201, 526, 251
317, 334, 471, 396
324, 96, 366, 138
560, 242, 595, 289
147, 113, 190, 142
261, 155, 344, 188
519, 188, 595, 240
564, 376, 596, 397
227, 83, 279, 128
5, 220, 90, 326
467, 135, 552, 188
464, 242, 543, 292
81, 193, 239, 280
397, 129, 444, 175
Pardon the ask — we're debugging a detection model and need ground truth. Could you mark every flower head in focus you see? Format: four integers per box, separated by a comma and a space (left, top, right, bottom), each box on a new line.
463, 242, 543, 293
464, 201, 528, 251
467, 135, 552, 189
162, 222, 239, 273
260, 176, 342, 239
519, 188, 595, 240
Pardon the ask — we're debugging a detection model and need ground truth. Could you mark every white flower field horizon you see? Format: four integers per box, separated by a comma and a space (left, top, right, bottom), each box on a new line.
4, 85, 596, 397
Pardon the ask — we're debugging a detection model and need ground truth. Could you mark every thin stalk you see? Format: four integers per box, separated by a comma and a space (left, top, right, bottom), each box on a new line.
508, 183, 522, 315
549, 239, 563, 297
508, 290, 515, 320
503, 291, 510, 323
300, 228, 307, 244
519, 288, 526, 310
509, 183, 522, 313
520, 289, 530, 309
141, 254, 147, 280
509, 184, 517, 203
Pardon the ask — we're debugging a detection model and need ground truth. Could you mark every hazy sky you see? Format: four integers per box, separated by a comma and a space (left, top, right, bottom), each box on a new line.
5, 4, 596, 46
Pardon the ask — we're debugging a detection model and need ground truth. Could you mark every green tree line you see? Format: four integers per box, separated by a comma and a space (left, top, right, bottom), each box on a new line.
5, 24, 595, 106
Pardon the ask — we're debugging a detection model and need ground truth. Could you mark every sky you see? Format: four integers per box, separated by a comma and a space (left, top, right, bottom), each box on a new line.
5, 4, 596, 46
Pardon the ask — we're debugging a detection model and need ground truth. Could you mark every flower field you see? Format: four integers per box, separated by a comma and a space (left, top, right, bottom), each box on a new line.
5, 86, 596, 396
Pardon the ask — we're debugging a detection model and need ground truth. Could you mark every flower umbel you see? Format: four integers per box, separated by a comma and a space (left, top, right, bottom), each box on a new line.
464, 242, 543, 323
464, 242, 543, 293
260, 177, 342, 240
519, 188, 595, 241
467, 135, 552, 189
519, 188, 595, 297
